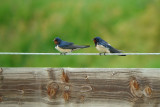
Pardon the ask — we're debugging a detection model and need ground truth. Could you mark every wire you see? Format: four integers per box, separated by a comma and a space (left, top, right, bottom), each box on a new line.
0, 52, 160, 55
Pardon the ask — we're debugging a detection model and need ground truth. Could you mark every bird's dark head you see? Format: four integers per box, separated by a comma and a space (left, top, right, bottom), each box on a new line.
93, 37, 102, 43
54, 37, 62, 45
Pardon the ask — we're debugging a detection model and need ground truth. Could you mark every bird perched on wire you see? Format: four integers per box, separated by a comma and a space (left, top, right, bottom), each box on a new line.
53, 37, 90, 55
93, 37, 126, 56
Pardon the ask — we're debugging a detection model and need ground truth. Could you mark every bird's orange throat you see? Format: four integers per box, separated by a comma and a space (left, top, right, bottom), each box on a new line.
93, 39, 96, 43
54, 40, 58, 45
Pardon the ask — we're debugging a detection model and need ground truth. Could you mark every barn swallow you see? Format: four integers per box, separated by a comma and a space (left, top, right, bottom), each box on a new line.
93, 37, 126, 56
53, 37, 90, 55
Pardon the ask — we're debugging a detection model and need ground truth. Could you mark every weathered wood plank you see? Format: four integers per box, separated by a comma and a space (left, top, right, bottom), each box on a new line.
0, 68, 160, 107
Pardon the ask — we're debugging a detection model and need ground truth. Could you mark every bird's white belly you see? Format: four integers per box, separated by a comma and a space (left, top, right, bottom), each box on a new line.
96, 45, 110, 53
55, 45, 72, 53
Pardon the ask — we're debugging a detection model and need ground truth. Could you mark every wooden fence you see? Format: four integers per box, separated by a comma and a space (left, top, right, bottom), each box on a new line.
0, 68, 160, 107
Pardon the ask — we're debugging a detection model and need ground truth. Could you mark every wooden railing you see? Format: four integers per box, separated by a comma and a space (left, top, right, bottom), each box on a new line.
0, 68, 160, 107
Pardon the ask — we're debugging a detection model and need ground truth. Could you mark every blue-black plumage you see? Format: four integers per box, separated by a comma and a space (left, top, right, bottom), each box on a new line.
93, 37, 126, 56
53, 37, 90, 54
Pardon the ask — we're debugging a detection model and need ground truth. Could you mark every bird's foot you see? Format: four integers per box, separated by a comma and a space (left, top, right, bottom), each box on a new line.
60, 53, 67, 55
99, 53, 106, 56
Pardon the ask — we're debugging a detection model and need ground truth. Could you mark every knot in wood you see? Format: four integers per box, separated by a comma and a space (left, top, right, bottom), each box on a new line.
0, 96, 2, 102
80, 95, 85, 102
0, 68, 3, 74
63, 91, 70, 101
47, 81, 59, 99
130, 79, 143, 98
130, 79, 139, 90
80, 85, 92, 92
143, 86, 152, 97
0, 68, 3, 81
64, 85, 70, 91
62, 71, 69, 83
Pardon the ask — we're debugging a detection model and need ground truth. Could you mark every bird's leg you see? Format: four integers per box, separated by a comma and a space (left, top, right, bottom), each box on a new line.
60, 53, 66, 55
104, 53, 106, 56
99, 53, 102, 56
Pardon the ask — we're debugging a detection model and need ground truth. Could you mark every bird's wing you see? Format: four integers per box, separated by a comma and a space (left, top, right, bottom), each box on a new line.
99, 40, 121, 53
58, 41, 74, 48
63, 41, 74, 45
60, 44, 90, 49
99, 40, 110, 48
107, 45, 121, 53
59, 44, 77, 49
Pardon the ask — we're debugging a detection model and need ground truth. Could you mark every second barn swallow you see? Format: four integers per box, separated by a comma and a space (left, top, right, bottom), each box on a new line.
54, 37, 90, 55
93, 37, 126, 56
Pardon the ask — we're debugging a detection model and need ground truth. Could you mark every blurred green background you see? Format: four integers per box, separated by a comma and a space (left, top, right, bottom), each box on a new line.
0, 0, 160, 67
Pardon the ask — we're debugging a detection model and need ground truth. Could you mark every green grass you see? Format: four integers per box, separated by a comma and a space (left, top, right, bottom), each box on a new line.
0, 0, 160, 67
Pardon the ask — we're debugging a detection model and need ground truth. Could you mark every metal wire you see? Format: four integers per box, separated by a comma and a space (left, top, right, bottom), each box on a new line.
0, 52, 160, 55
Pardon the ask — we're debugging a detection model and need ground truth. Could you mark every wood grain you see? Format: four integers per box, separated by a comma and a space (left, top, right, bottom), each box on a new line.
0, 68, 160, 107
